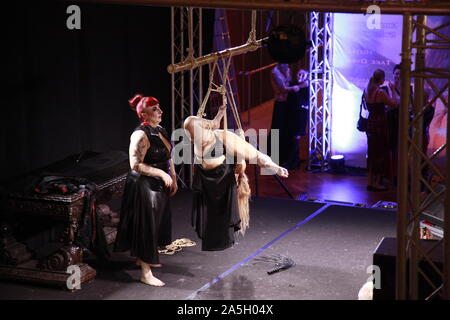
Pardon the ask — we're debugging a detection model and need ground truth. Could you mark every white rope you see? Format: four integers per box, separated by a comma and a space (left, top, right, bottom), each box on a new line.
214, 56, 243, 134
196, 58, 218, 117
196, 54, 243, 135
192, 10, 257, 134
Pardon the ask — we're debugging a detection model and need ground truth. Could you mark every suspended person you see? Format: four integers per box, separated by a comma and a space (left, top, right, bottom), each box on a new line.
114, 94, 178, 287
365, 69, 399, 191
183, 104, 289, 251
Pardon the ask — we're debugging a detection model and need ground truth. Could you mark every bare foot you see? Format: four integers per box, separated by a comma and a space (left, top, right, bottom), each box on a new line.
139, 259, 165, 286
277, 166, 289, 178
140, 275, 165, 287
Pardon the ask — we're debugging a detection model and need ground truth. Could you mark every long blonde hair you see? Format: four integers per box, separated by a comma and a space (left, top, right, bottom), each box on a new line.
235, 161, 251, 235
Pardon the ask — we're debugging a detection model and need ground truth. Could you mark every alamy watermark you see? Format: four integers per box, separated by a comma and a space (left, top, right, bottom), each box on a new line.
66, 264, 81, 290
66, 5, 81, 30
171, 128, 280, 175
366, 264, 381, 289
366, 5, 381, 30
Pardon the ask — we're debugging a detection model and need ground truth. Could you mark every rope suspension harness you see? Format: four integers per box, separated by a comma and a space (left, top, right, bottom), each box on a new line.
194, 53, 251, 234
196, 55, 244, 140
185, 11, 260, 236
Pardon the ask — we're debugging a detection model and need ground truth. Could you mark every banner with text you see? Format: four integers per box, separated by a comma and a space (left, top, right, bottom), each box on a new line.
331, 13, 403, 168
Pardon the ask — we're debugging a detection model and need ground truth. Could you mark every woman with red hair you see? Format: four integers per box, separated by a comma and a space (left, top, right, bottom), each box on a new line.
114, 94, 177, 287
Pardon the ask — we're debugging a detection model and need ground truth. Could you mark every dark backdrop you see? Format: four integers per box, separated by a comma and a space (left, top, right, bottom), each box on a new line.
2, 2, 213, 183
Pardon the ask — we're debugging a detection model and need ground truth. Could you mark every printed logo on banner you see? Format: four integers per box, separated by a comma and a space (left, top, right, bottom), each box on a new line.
366, 5, 381, 30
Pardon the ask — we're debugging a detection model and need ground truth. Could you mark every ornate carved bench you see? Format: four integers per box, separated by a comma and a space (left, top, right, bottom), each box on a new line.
0, 150, 128, 289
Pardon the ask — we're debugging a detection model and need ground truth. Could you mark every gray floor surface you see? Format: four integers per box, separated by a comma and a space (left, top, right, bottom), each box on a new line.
0, 189, 396, 300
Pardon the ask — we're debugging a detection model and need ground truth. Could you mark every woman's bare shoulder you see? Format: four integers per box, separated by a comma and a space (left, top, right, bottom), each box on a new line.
130, 129, 148, 143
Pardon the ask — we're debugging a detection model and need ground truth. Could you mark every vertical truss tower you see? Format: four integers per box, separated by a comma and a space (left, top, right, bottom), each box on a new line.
308, 11, 333, 171
171, 7, 203, 187
397, 14, 450, 300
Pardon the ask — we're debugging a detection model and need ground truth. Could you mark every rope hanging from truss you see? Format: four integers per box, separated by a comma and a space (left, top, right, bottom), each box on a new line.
196, 55, 243, 136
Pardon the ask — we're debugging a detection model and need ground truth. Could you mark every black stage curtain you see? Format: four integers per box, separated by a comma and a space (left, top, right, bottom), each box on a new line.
2, 2, 214, 184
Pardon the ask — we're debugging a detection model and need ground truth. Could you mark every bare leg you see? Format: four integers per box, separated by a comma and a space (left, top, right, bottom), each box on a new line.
139, 259, 165, 287
136, 259, 162, 268
183, 116, 288, 178
216, 130, 289, 178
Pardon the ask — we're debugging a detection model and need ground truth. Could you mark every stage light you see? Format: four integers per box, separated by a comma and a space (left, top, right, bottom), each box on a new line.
330, 155, 345, 173
266, 25, 311, 63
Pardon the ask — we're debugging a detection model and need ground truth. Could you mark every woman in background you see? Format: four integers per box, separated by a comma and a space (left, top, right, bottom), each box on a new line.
270, 63, 302, 167
365, 69, 399, 191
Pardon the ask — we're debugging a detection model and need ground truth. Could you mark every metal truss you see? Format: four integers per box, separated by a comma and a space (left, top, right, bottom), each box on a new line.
80, 1, 450, 15
308, 11, 333, 171
78, 0, 450, 300
397, 14, 450, 300
171, 7, 203, 187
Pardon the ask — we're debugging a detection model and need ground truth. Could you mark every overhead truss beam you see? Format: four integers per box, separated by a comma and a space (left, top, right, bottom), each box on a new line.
71, 0, 450, 15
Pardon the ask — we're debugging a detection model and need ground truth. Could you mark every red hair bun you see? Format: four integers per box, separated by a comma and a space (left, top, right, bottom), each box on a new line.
129, 94, 144, 110
146, 97, 159, 107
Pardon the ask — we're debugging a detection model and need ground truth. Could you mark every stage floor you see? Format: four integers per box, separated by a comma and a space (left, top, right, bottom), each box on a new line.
242, 99, 397, 206
0, 189, 396, 300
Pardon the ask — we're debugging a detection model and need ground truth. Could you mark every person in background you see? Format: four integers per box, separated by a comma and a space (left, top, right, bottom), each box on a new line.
422, 86, 436, 155
382, 64, 401, 185
270, 63, 302, 167
365, 69, 399, 191
427, 89, 447, 172
284, 68, 309, 169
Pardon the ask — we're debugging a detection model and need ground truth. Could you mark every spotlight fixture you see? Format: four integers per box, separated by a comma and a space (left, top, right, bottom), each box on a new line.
330, 155, 345, 173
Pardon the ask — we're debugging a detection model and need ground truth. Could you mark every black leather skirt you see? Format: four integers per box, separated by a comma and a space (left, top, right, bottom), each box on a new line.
114, 170, 171, 264
192, 163, 240, 251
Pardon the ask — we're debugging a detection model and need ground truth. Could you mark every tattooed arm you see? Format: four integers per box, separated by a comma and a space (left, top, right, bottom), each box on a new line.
129, 130, 173, 187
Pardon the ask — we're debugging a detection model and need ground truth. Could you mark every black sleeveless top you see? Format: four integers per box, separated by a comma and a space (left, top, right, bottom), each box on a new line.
135, 124, 171, 173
